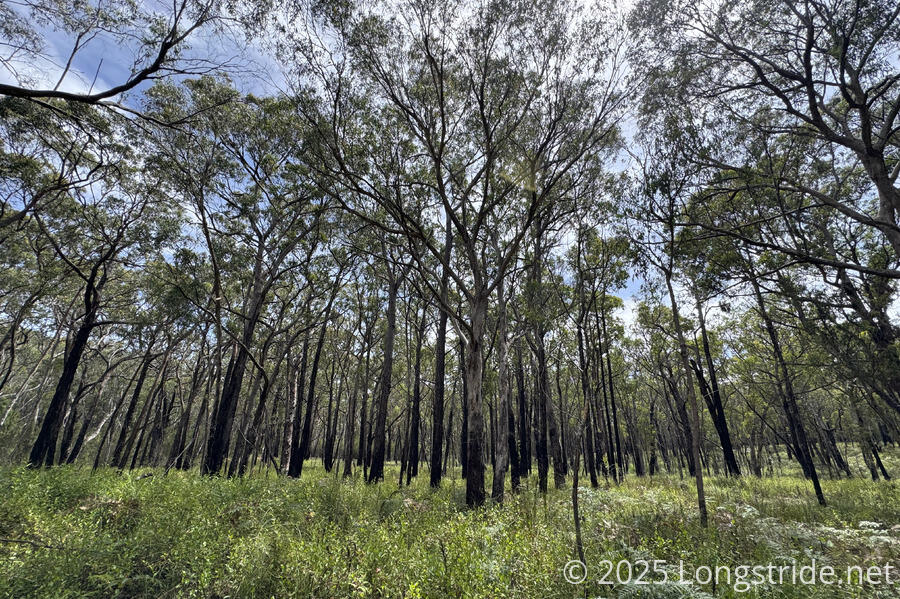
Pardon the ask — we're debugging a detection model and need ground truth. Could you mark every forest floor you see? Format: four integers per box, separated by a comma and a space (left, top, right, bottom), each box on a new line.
1, 455, 899, 598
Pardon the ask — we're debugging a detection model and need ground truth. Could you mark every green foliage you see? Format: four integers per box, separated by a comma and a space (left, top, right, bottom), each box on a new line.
1, 462, 898, 598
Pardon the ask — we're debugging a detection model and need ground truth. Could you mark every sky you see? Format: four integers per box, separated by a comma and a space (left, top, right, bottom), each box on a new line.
8, 0, 650, 331
1, 0, 285, 99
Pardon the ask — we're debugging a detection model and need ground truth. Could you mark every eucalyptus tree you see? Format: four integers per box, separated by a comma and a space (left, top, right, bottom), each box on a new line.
0, 0, 232, 111
523, 224, 569, 491
365, 237, 409, 483
632, 301, 689, 474
744, 260, 826, 506
288, 254, 349, 478
24, 107, 178, 467
301, 0, 628, 505
429, 214, 453, 488
1, 99, 146, 458
402, 293, 428, 484
687, 221, 829, 504
341, 262, 381, 477
568, 226, 601, 486
689, 290, 741, 477
681, 155, 898, 483
632, 0, 900, 265
227, 276, 308, 476
678, 238, 742, 477
628, 151, 709, 527
148, 78, 332, 475
721, 286, 831, 494
103, 269, 197, 470
569, 223, 630, 483
653, 117, 900, 459
632, 0, 900, 436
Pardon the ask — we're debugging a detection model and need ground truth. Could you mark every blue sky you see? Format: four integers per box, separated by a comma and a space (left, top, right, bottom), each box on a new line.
11, 5, 647, 330
2, 1, 284, 101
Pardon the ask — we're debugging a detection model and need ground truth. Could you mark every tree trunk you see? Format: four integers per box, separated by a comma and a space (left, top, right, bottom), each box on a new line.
287, 338, 311, 477
534, 338, 550, 492
749, 276, 826, 507
596, 324, 617, 482
694, 298, 741, 476
345, 324, 371, 477
297, 317, 331, 477
464, 291, 488, 506
29, 277, 101, 467
491, 277, 510, 501
515, 345, 530, 476
167, 346, 207, 471
576, 297, 599, 487
430, 214, 453, 487
323, 357, 339, 472
460, 341, 468, 478
600, 307, 624, 480
407, 303, 426, 484
357, 347, 370, 470
203, 266, 266, 475
368, 276, 400, 483
665, 273, 709, 527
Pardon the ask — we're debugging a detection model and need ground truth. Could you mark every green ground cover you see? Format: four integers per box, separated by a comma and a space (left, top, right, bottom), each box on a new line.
1, 461, 898, 598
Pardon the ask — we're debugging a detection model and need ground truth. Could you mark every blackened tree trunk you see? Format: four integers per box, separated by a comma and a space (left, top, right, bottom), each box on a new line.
29, 271, 104, 467
125, 365, 167, 469
554, 359, 569, 476
203, 252, 269, 476
534, 338, 550, 492
232, 353, 283, 476
167, 343, 208, 471
491, 274, 510, 501
368, 275, 400, 483
407, 303, 426, 484
749, 277, 826, 506
296, 313, 333, 477
690, 357, 740, 476
443, 384, 455, 474
463, 291, 488, 506
515, 345, 530, 476
357, 355, 370, 469
65, 395, 96, 465
531, 220, 566, 490
694, 298, 741, 476
203, 342, 247, 475
287, 338, 311, 477
57, 370, 89, 464
507, 393, 520, 490
600, 307, 624, 480
665, 273, 708, 527
596, 325, 618, 482
110, 340, 160, 468
345, 316, 372, 477
323, 358, 339, 472
460, 341, 468, 478
576, 320, 599, 488
430, 214, 453, 487
399, 407, 411, 484
343, 385, 358, 477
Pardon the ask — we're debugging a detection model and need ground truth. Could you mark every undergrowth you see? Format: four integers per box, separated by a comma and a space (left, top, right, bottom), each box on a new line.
1, 459, 898, 598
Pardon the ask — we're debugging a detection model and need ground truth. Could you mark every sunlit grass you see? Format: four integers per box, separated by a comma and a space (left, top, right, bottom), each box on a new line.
1, 455, 898, 598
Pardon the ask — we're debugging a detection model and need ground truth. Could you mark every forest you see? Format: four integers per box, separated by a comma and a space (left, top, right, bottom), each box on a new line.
1, 0, 899, 597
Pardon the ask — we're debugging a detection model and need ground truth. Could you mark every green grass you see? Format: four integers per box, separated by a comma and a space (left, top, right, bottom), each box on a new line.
0, 462, 898, 598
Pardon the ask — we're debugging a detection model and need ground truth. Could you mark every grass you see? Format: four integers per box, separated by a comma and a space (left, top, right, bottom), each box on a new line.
0, 460, 898, 598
